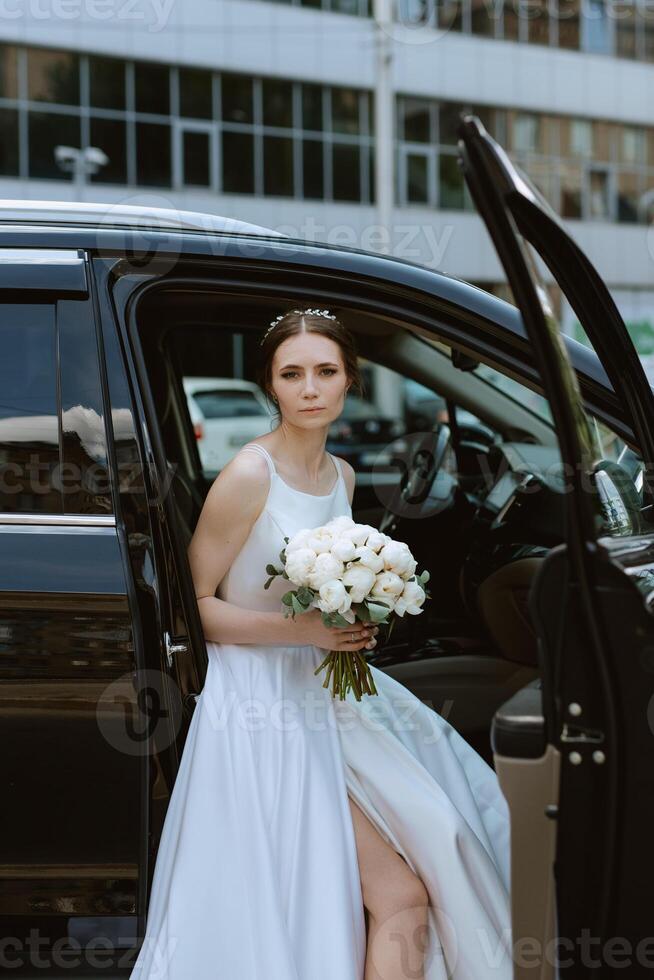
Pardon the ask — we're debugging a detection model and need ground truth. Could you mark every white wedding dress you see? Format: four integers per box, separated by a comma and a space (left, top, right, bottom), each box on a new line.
129, 442, 513, 980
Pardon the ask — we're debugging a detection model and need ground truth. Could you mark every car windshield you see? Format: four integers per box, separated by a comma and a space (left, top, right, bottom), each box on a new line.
192, 389, 268, 419
473, 363, 553, 427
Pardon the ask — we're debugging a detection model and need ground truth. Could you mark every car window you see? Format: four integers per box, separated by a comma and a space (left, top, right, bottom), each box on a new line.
460, 333, 630, 467
0, 304, 61, 515
191, 388, 268, 419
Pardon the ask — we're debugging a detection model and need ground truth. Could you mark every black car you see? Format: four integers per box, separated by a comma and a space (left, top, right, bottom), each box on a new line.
326, 391, 406, 475
1, 116, 652, 978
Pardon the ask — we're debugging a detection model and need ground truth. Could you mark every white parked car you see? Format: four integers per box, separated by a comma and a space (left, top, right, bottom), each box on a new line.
183, 377, 273, 472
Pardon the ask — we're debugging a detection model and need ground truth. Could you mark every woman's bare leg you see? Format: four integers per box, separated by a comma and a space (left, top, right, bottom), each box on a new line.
348, 796, 429, 980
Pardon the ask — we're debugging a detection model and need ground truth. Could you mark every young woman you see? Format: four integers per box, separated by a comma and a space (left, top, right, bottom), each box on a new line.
129, 308, 513, 980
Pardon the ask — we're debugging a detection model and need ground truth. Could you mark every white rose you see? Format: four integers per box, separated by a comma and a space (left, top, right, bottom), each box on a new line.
351, 545, 384, 574
331, 535, 357, 563
342, 564, 376, 603
306, 526, 338, 555
308, 552, 345, 590
365, 530, 386, 553
380, 541, 416, 578
394, 580, 426, 617
371, 570, 405, 606
284, 548, 316, 587
317, 579, 352, 615
285, 528, 315, 555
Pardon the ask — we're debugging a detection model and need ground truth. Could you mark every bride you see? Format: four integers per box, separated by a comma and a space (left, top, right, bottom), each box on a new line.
129, 308, 513, 980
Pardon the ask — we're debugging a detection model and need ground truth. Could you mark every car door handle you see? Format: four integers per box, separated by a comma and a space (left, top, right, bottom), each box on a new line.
164, 631, 189, 668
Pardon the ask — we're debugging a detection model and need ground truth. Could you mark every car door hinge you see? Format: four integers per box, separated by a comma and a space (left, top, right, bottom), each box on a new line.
164, 631, 189, 668
560, 722, 604, 745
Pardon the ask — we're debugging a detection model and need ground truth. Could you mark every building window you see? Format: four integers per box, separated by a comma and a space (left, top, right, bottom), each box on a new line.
135, 122, 171, 186
242, 0, 370, 13
263, 135, 295, 196
219, 74, 373, 202
27, 48, 79, 105
0, 44, 18, 100
89, 118, 127, 184
222, 74, 254, 124
262, 78, 293, 128
179, 67, 213, 119
28, 111, 81, 179
0, 109, 19, 176
134, 61, 170, 115
222, 131, 255, 193
89, 55, 125, 111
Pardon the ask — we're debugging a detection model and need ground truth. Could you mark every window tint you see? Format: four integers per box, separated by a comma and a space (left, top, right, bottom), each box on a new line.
0, 305, 61, 515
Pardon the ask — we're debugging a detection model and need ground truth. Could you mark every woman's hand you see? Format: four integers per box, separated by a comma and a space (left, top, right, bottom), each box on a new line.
294, 609, 379, 651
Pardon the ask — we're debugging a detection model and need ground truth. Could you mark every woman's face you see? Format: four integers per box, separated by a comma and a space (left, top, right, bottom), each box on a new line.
270, 332, 350, 427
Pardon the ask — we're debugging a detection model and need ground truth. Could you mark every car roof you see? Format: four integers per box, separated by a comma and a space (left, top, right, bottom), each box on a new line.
0, 199, 635, 431
0, 200, 283, 237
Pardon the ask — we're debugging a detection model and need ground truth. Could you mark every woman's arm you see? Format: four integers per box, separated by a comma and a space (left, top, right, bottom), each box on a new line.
187, 451, 308, 646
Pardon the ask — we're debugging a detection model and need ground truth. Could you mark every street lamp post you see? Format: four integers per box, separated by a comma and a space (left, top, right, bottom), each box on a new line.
54, 145, 109, 201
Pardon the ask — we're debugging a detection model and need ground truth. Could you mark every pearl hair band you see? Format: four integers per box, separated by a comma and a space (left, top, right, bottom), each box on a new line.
260, 308, 337, 346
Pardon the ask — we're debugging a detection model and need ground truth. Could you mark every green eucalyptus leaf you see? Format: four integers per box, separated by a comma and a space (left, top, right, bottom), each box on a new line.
365, 601, 392, 624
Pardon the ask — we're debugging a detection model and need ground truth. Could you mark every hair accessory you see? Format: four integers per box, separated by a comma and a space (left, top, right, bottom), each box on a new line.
260, 307, 337, 346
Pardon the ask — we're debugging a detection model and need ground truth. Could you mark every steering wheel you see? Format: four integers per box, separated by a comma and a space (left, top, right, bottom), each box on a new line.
378, 423, 455, 536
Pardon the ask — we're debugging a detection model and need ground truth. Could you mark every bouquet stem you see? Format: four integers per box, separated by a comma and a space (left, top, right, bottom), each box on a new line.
314, 649, 379, 701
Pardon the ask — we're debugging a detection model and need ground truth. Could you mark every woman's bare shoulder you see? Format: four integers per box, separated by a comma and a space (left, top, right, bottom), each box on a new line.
194, 450, 271, 539
205, 449, 270, 510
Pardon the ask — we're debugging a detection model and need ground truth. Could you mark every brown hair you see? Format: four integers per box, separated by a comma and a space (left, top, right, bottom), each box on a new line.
256, 308, 365, 421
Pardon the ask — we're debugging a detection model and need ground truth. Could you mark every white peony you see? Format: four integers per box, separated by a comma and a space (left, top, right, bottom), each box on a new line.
306, 526, 338, 555
394, 580, 426, 617
316, 579, 352, 615
331, 535, 357, 563
380, 540, 417, 579
350, 545, 384, 574
342, 523, 377, 547
284, 548, 316, 587
324, 515, 356, 534
285, 528, 314, 555
308, 552, 345, 590
371, 570, 405, 606
364, 530, 386, 553
342, 564, 376, 603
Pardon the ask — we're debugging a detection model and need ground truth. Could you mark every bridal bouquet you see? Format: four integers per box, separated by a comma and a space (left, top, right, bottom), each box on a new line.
263, 515, 430, 701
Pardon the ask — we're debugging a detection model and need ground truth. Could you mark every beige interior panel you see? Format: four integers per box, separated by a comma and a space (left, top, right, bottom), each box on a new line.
494, 743, 560, 979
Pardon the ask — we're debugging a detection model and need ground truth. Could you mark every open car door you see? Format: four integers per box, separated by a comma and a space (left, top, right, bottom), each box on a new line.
457, 115, 654, 979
